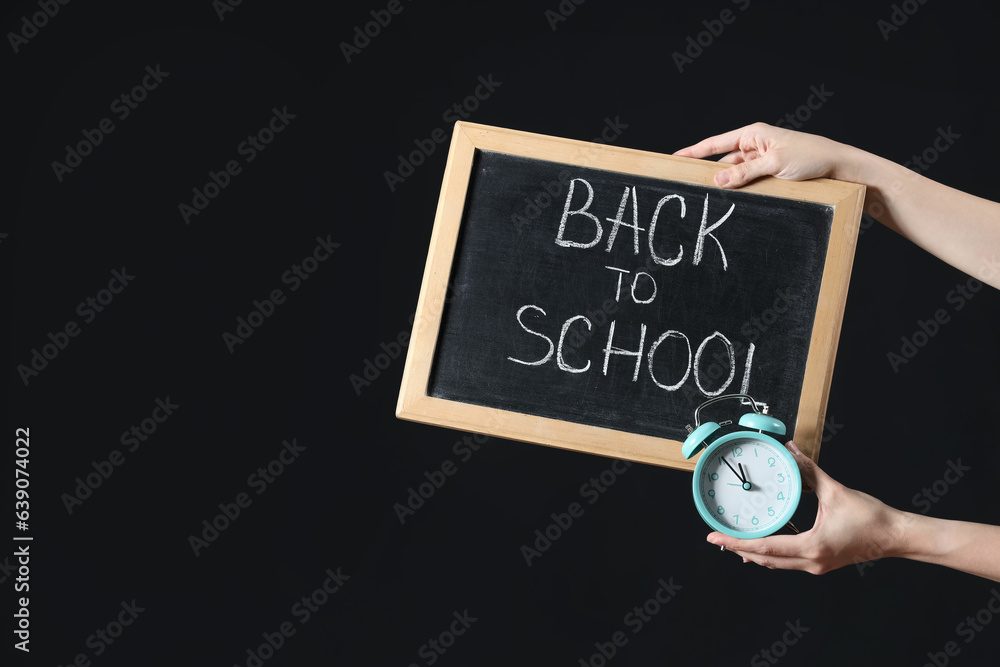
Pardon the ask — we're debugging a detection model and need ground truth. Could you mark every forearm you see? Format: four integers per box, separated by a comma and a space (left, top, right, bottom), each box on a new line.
889, 509, 1000, 582
828, 142, 1000, 289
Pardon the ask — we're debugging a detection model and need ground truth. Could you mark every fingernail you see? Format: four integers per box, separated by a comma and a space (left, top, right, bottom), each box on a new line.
715, 171, 731, 186
787, 441, 802, 456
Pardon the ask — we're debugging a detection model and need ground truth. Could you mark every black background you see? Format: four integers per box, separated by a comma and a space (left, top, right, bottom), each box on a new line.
4, 1, 1000, 665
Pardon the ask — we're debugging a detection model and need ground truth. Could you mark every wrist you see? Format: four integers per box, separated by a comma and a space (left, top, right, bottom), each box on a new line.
881, 506, 919, 560
826, 138, 875, 184
883, 508, 948, 562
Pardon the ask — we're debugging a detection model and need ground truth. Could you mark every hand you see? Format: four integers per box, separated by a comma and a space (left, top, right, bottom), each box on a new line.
706, 441, 904, 575
673, 122, 851, 189
676, 123, 1000, 290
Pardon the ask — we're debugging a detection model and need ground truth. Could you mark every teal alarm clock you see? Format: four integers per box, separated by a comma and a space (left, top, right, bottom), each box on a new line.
682, 394, 801, 539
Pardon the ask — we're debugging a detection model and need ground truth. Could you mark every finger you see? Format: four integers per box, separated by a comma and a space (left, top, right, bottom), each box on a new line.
717, 150, 749, 165
731, 549, 815, 572
707, 532, 804, 558
708, 534, 814, 570
673, 125, 753, 159
715, 153, 777, 188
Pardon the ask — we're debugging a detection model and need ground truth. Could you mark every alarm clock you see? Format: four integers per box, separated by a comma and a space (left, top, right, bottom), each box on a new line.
682, 394, 801, 539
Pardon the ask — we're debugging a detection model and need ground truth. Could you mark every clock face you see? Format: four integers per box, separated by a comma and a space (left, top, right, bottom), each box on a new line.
694, 434, 801, 539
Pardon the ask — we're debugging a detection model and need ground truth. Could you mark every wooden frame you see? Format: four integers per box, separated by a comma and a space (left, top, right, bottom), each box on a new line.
396, 121, 865, 471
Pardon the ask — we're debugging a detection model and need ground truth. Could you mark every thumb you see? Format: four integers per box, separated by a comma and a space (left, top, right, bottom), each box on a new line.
714, 154, 774, 188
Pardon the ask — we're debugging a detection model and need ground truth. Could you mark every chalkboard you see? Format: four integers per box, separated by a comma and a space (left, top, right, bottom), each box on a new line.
397, 122, 864, 471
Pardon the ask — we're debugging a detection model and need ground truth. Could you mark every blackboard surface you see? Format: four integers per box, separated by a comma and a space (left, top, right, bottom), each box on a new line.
428, 150, 834, 442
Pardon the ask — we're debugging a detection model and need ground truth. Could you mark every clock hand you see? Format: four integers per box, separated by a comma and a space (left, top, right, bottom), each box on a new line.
721, 456, 745, 483
738, 463, 752, 491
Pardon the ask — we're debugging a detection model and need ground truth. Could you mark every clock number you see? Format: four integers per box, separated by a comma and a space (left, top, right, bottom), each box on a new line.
732, 514, 739, 524
777, 472, 785, 483
767, 457, 776, 468
733, 447, 743, 458
710, 473, 719, 481
717, 505, 724, 515
767, 507, 775, 517
751, 516, 759, 526
707, 489, 715, 498
777, 492, 785, 501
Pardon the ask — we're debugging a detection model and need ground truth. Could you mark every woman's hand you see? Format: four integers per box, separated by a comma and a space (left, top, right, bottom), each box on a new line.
674, 122, 855, 188
707, 441, 904, 575
675, 122, 1000, 288
709, 441, 1000, 581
